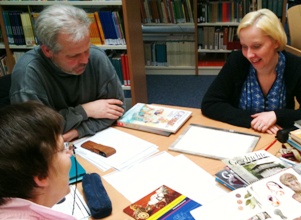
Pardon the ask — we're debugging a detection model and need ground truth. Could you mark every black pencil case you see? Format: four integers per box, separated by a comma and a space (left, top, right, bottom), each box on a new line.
82, 173, 112, 219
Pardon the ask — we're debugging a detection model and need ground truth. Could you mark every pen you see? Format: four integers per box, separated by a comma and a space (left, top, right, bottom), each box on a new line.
264, 139, 277, 151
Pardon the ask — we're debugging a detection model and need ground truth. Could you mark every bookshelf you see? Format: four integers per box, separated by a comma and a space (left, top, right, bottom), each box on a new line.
195, 0, 288, 75
0, 0, 147, 105
140, 0, 197, 75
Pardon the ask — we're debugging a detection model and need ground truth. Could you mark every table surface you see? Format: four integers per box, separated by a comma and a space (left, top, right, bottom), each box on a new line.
75, 105, 282, 220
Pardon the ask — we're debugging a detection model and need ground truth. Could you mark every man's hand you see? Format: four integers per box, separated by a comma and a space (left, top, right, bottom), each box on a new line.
251, 111, 278, 133
63, 129, 79, 142
82, 99, 124, 119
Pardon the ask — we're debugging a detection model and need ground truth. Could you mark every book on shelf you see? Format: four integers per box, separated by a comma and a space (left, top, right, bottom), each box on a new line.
2, 11, 14, 45
108, 52, 124, 86
9, 11, 26, 46
116, 103, 192, 136
87, 12, 102, 45
123, 185, 201, 220
20, 12, 36, 46
191, 167, 301, 220
94, 11, 105, 45
120, 53, 130, 86
222, 150, 290, 185
98, 10, 125, 45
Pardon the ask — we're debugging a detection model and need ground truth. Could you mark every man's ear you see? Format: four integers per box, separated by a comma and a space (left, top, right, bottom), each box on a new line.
33, 175, 49, 187
41, 45, 53, 58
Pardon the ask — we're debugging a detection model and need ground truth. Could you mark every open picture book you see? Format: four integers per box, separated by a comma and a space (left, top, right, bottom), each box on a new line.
117, 103, 192, 136
191, 167, 301, 220
222, 150, 290, 185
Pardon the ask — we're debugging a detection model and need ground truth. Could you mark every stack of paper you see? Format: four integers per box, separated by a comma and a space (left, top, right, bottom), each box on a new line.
52, 185, 90, 219
73, 127, 159, 171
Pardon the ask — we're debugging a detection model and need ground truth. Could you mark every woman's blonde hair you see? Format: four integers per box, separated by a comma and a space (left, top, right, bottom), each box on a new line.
237, 8, 287, 51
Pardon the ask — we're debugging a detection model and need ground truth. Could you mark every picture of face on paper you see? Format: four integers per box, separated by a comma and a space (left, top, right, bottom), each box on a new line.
280, 173, 301, 203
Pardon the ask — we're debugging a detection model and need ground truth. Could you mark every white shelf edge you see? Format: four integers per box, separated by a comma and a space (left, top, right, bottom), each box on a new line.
198, 49, 232, 53
0, 1, 122, 6
0, 44, 126, 50
197, 22, 240, 26
122, 85, 130, 90
146, 65, 195, 70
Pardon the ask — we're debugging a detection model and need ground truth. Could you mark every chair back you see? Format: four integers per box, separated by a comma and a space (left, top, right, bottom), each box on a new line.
284, 45, 301, 56
287, 5, 301, 50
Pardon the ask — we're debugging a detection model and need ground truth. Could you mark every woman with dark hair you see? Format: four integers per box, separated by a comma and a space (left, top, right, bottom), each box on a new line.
0, 101, 75, 219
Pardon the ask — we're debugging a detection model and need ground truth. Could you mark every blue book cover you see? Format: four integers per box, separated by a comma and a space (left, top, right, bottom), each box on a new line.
69, 155, 86, 184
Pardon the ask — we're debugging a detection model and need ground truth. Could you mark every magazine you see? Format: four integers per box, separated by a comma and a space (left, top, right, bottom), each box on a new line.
191, 167, 301, 220
123, 185, 201, 220
117, 103, 192, 136
222, 150, 290, 184
215, 166, 248, 190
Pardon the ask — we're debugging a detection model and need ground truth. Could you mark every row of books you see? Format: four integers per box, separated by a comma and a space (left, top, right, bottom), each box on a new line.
197, 0, 253, 23
2, 9, 125, 47
260, 0, 284, 17
144, 40, 195, 67
3, 11, 37, 46
89, 10, 126, 46
140, 0, 194, 24
198, 26, 241, 50
107, 51, 131, 86
197, 0, 284, 24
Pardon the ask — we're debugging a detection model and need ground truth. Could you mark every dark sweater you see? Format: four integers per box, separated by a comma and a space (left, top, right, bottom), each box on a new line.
201, 50, 301, 128
10, 45, 125, 138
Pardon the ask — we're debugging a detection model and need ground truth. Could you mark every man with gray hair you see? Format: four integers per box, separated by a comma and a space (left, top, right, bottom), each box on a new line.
10, 4, 125, 142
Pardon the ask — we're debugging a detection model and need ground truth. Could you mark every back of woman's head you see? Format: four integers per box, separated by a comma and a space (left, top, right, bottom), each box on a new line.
35, 4, 91, 53
237, 8, 287, 51
0, 101, 63, 205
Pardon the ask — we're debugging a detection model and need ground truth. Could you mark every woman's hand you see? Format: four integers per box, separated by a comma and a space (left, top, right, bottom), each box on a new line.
251, 111, 279, 133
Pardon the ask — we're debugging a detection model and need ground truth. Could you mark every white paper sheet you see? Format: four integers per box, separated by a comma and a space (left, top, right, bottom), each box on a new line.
52, 185, 90, 219
73, 127, 159, 171
169, 124, 260, 160
104, 151, 227, 204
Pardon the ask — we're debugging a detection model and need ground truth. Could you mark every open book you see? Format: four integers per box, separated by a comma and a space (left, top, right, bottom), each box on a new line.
117, 103, 192, 136
191, 167, 301, 220
222, 150, 290, 185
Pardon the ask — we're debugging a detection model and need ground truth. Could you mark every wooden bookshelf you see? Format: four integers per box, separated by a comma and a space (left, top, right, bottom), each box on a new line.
0, 0, 147, 105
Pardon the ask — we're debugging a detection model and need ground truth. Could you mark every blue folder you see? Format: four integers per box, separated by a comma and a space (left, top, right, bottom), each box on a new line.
69, 155, 86, 184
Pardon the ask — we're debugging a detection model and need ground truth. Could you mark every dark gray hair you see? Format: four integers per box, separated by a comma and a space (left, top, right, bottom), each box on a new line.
35, 4, 91, 53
